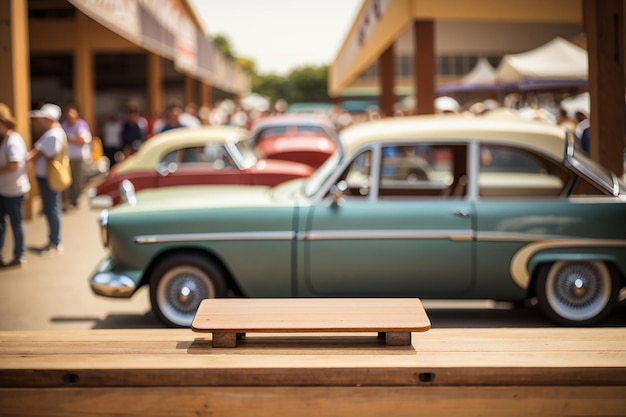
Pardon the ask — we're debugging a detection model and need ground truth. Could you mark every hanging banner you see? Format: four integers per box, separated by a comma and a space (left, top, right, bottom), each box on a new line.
66, 0, 141, 45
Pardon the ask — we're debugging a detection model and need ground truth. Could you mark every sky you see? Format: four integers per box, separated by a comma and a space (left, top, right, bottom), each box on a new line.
188, 0, 363, 75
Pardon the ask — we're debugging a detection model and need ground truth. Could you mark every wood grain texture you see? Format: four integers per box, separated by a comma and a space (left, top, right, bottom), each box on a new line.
191, 298, 432, 333
1, 328, 625, 416
1, 328, 625, 386
1, 387, 626, 417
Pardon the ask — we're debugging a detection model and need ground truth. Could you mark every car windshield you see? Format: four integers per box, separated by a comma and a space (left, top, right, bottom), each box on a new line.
303, 151, 343, 197
569, 146, 624, 195
228, 137, 258, 169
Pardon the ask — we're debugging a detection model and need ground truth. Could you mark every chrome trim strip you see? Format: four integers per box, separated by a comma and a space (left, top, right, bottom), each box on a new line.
302, 229, 474, 241
134, 231, 295, 244
135, 229, 475, 244
476, 231, 567, 242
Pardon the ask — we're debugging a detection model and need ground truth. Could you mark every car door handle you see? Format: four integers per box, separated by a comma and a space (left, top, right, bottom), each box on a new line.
453, 209, 469, 218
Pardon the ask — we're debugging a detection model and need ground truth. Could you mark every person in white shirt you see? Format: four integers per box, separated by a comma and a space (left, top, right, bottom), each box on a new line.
26, 103, 66, 255
0, 103, 31, 267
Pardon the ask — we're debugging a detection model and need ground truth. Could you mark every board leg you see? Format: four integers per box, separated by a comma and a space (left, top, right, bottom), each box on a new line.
385, 332, 411, 346
212, 332, 237, 348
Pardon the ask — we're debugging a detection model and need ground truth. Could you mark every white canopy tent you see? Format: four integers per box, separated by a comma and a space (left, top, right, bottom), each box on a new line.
495, 37, 588, 83
461, 58, 497, 85
560, 92, 590, 117
436, 58, 499, 95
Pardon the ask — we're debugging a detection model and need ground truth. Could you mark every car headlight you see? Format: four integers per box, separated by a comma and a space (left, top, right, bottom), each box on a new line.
99, 209, 109, 247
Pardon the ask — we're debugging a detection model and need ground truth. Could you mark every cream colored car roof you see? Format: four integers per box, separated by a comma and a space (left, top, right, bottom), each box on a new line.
114, 125, 249, 174
339, 114, 568, 161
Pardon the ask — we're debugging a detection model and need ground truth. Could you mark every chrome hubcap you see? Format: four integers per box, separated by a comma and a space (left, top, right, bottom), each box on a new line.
166, 275, 208, 313
546, 261, 611, 322
571, 278, 585, 298
179, 286, 191, 303
157, 266, 216, 327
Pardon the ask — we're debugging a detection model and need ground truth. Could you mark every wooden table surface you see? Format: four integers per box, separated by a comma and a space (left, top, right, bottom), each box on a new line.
1, 328, 625, 416
192, 298, 432, 332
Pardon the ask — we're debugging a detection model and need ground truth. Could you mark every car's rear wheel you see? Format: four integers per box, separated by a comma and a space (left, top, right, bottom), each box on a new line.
535, 261, 619, 326
149, 254, 227, 327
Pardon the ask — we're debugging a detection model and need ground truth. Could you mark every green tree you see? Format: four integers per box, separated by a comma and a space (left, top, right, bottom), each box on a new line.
213, 34, 235, 61
285, 65, 330, 103
212, 33, 330, 105
236, 57, 256, 75
252, 66, 330, 105
252, 73, 290, 103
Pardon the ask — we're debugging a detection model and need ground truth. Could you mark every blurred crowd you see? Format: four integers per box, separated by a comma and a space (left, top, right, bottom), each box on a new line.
101, 97, 292, 166
352, 93, 592, 154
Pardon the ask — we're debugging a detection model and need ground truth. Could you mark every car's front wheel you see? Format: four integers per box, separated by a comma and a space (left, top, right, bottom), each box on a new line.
149, 254, 227, 327
535, 261, 619, 326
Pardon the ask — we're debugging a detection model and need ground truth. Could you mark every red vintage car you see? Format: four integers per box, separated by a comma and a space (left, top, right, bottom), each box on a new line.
250, 115, 339, 169
89, 125, 314, 207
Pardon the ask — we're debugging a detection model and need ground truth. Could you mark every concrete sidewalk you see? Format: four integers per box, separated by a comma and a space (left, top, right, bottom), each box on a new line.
0, 179, 159, 331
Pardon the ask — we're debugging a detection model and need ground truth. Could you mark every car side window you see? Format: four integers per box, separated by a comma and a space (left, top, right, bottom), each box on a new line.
478, 144, 568, 198
162, 150, 177, 164
339, 150, 371, 197
295, 125, 327, 136
163, 145, 236, 169
258, 126, 289, 139
379, 144, 467, 198
570, 177, 608, 195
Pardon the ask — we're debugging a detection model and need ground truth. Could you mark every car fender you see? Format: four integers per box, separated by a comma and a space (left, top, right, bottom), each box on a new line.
509, 239, 626, 290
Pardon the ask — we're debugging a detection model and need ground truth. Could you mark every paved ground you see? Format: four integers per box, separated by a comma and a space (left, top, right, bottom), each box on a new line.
0, 179, 159, 331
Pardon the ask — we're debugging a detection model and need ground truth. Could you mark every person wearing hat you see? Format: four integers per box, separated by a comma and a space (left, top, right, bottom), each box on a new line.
26, 103, 66, 255
434, 96, 461, 115
0, 103, 31, 267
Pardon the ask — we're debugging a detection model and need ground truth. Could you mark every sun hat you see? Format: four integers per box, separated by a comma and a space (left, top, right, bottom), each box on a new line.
435, 96, 461, 114
0, 103, 17, 129
29, 103, 62, 121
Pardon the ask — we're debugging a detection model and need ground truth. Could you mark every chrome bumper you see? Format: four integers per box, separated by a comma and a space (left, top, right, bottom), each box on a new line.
89, 258, 137, 298
90, 271, 137, 298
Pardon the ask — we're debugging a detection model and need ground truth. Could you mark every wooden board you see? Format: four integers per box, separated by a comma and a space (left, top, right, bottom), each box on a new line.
191, 298, 431, 347
1, 328, 625, 416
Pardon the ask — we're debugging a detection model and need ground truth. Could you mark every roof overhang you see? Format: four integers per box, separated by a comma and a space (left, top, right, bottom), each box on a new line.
67, 0, 250, 94
329, 0, 582, 97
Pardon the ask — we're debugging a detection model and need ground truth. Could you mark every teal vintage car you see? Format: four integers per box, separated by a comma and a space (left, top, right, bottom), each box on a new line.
90, 115, 626, 327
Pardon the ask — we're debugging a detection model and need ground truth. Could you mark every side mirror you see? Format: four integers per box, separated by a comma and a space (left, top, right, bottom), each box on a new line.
119, 179, 136, 207
157, 162, 177, 176
329, 180, 348, 207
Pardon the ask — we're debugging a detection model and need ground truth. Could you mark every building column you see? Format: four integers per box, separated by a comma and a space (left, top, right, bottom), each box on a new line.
0, 0, 32, 218
185, 75, 196, 106
200, 82, 212, 108
413, 20, 435, 115
583, 0, 624, 177
0, 0, 30, 137
74, 10, 94, 129
146, 52, 163, 120
379, 44, 395, 117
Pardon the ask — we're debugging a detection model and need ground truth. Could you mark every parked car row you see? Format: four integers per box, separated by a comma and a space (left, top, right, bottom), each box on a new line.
249, 114, 339, 169
89, 115, 338, 207
88, 114, 626, 328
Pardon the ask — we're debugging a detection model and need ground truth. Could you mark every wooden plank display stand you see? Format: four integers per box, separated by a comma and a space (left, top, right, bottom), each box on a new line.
191, 298, 431, 348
